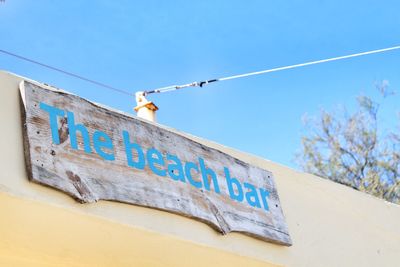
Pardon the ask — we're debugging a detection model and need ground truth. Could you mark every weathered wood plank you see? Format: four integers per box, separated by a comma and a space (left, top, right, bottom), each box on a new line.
20, 81, 292, 246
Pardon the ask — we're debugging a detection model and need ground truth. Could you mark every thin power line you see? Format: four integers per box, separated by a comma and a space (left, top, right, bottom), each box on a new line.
143, 45, 400, 95
0, 49, 133, 96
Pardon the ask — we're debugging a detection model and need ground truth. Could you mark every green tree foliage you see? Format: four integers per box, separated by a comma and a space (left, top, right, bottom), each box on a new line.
297, 84, 400, 204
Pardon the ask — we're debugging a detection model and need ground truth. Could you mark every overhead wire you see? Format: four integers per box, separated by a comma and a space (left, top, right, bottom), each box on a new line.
1, 45, 400, 97
142, 45, 400, 95
0, 49, 133, 96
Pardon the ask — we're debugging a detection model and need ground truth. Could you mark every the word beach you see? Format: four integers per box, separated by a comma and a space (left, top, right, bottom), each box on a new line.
21, 81, 291, 245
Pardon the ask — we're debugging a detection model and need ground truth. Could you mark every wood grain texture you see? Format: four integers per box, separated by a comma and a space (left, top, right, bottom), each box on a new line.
20, 81, 291, 246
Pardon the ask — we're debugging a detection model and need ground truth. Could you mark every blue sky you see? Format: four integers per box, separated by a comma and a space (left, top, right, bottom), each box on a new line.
1, 1, 399, 168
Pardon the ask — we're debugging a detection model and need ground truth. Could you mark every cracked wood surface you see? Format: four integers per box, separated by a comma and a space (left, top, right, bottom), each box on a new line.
20, 81, 291, 246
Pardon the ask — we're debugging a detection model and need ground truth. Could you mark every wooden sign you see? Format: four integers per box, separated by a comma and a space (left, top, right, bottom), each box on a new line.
20, 81, 292, 246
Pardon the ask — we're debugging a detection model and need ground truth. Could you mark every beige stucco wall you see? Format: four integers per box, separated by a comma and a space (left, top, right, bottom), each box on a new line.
0, 70, 399, 267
